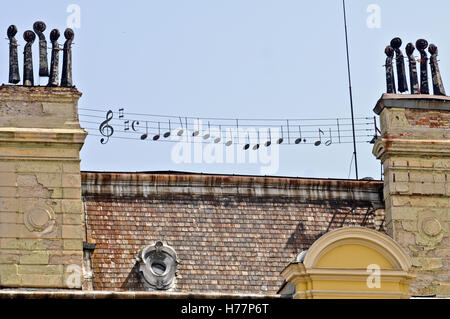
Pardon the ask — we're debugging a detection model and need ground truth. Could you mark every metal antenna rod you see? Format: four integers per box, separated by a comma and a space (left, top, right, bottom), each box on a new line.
342, 0, 359, 180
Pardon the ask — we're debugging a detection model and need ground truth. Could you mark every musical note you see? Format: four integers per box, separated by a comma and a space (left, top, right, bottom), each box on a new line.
314, 128, 324, 146
177, 117, 184, 136
214, 125, 222, 143
325, 128, 332, 146
153, 122, 160, 140
295, 125, 305, 144
225, 128, 233, 146
243, 132, 250, 150
140, 121, 148, 140
265, 128, 272, 147
277, 126, 284, 144
203, 122, 211, 140
163, 120, 171, 138
99, 110, 114, 144
192, 118, 200, 137
253, 130, 260, 150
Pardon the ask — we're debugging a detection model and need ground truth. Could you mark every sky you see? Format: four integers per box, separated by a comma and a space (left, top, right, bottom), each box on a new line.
2, 0, 450, 179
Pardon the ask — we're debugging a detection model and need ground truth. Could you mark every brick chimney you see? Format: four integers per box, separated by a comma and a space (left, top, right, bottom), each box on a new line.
0, 85, 87, 288
373, 94, 449, 297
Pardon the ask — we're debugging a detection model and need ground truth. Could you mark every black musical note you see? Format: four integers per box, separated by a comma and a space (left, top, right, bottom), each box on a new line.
243, 132, 250, 150
214, 125, 222, 143
325, 128, 332, 146
265, 128, 272, 147
203, 122, 211, 140
314, 128, 324, 146
295, 125, 306, 144
253, 130, 260, 150
141, 121, 148, 140
164, 120, 171, 138
177, 117, 184, 136
153, 122, 160, 140
277, 126, 284, 144
99, 110, 114, 144
225, 128, 233, 146
192, 118, 200, 137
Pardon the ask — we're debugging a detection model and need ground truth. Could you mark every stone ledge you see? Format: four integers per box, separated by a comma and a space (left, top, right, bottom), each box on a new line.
0, 85, 81, 103
374, 94, 450, 115
0, 128, 87, 144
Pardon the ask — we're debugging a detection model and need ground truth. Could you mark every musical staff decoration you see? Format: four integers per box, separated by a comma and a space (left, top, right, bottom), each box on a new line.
81, 107, 377, 149
385, 37, 446, 96
6, 21, 75, 87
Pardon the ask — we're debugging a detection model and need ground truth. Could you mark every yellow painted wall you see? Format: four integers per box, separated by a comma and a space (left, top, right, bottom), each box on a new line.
315, 244, 394, 269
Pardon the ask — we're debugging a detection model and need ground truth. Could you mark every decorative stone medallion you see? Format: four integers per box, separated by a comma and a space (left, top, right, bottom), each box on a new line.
421, 217, 442, 237
416, 212, 445, 246
24, 203, 55, 234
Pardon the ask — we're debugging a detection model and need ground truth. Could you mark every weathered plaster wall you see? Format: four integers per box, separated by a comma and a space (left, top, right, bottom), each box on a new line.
0, 86, 87, 288
373, 94, 450, 297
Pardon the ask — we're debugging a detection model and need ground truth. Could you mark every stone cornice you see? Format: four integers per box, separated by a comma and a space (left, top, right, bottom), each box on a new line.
0, 85, 82, 103
373, 137, 450, 161
374, 94, 450, 115
0, 127, 87, 144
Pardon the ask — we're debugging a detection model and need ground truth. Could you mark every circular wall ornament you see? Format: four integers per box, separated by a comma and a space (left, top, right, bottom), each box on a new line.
24, 204, 56, 233
138, 241, 178, 291
421, 217, 442, 237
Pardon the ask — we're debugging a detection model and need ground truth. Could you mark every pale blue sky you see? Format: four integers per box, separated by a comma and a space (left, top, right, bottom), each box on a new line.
2, 1, 449, 179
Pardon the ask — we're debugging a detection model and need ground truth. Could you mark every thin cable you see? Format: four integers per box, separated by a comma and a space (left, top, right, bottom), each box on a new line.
343, 0, 359, 180
78, 107, 370, 122
347, 152, 354, 179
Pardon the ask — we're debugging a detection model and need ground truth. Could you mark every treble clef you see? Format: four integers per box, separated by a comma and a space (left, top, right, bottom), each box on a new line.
99, 110, 114, 144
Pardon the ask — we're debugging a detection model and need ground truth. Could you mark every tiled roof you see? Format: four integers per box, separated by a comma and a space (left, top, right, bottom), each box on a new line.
82, 172, 385, 294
